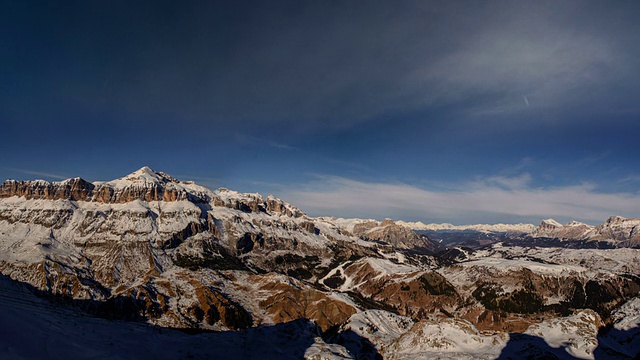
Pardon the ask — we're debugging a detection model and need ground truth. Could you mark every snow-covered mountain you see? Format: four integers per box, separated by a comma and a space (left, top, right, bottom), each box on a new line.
532, 218, 594, 239
531, 216, 640, 246
401, 215, 640, 248
1, 167, 640, 359
0, 167, 440, 331
397, 221, 536, 234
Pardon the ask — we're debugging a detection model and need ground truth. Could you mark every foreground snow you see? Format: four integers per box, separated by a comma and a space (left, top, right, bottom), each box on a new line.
338, 307, 640, 359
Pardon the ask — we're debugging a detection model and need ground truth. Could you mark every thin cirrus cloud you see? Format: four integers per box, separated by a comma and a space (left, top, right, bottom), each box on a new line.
10, 1, 635, 133
279, 174, 640, 225
234, 134, 298, 151
400, 4, 633, 122
2, 168, 68, 181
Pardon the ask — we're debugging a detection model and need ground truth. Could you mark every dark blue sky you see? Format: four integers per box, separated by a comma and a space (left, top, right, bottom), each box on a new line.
2, 1, 640, 224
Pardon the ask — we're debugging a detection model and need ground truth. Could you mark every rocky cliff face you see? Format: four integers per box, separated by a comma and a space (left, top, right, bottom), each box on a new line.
0, 167, 207, 204
531, 216, 640, 245
0, 167, 442, 332
532, 219, 593, 240
591, 216, 640, 244
348, 218, 441, 253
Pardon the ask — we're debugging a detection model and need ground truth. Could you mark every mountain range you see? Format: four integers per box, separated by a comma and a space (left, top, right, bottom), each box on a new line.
1, 167, 639, 359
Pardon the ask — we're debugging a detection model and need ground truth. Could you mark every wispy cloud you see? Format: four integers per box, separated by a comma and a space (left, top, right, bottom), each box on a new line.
2, 167, 68, 180
576, 151, 611, 165
471, 173, 532, 190
615, 175, 640, 186
278, 174, 640, 224
319, 157, 371, 173
409, 14, 624, 118
35, 1, 636, 132
234, 134, 297, 151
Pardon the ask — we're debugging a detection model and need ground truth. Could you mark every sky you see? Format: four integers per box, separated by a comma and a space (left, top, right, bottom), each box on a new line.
1, 0, 640, 225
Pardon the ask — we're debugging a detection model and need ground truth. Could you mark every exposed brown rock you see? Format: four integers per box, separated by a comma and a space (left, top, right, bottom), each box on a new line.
190, 280, 252, 329
0, 178, 94, 201
343, 261, 462, 319
212, 193, 265, 213
258, 280, 356, 331
592, 216, 640, 243
0, 179, 191, 203
265, 196, 303, 217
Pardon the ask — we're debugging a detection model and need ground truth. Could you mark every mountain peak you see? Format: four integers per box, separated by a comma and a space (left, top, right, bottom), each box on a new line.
566, 221, 590, 227
110, 166, 178, 188
541, 218, 563, 228
605, 215, 627, 224
127, 166, 163, 180
134, 166, 156, 175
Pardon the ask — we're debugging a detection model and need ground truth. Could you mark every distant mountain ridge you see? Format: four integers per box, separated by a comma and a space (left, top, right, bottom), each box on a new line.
532, 216, 640, 246
4, 167, 637, 244
398, 216, 640, 245
398, 221, 537, 234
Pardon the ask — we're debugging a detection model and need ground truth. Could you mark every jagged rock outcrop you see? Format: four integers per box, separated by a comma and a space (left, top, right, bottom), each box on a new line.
532, 218, 593, 240
531, 216, 640, 246
537, 218, 563, 232
591, 216, 640, 244
0, 167, 207, 204
265, 194, 304, 217
0, 177, 96, 201
350, 218, 440, 253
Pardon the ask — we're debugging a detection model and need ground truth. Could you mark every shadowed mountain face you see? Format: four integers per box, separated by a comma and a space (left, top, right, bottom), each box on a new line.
1, 167, 640, 359
0, 274, 362, 359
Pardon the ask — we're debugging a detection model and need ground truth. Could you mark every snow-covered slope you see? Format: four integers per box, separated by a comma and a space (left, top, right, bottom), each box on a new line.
384, 318, 507, 360
524, 310, 600, 359
337, 306, 640, 360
